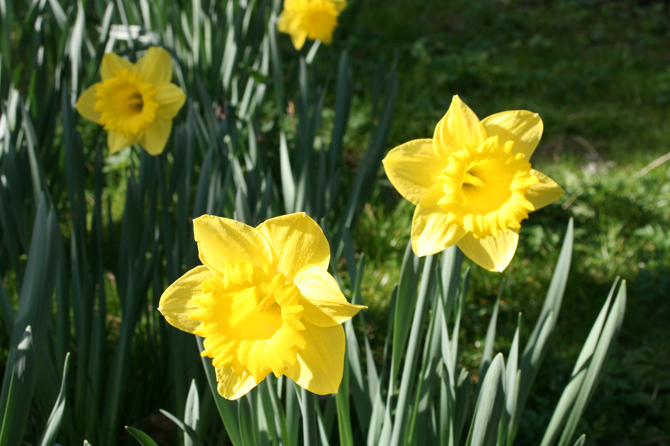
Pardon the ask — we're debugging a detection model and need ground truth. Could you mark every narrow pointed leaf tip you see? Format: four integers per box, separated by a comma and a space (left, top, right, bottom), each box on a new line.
159, 213, 365, 399
75, 46, 186, 156
383, 95, 564, 271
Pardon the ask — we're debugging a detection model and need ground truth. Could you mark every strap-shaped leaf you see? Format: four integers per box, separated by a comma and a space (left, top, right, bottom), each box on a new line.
465, 354, 506, 446
126, 427, 159, 446
38, 353, 71, 446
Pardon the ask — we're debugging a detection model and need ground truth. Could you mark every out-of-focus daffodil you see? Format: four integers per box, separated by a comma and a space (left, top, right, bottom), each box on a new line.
383, 95, 564, 272
277, 0, 347, 50
158, 213, 365, 399
76, 47, 185, 155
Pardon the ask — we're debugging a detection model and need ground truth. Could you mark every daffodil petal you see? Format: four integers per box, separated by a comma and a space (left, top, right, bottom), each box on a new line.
457, 229, 519, 272
158, 265, 213, 333
383, 139, 445, 205
216, 367, 259, 400
482, 110, 543, 159
136, 47, 172, 84
277, 11, 306, 50
332, 0, 347, 12
412, 187, 467, 257
284, 322, 344, 395
75, 85, 101, 123
526, 169, 564, 210
294, 266, 365, 327
256, 213, 330, 280
291, 30, 308, 50
433, 95, 487, 161
107, 130, 138, 154
155, 84, 186, 120
140, 118, 172, 155
100, 52, 135, 80
193, 215, 274, 280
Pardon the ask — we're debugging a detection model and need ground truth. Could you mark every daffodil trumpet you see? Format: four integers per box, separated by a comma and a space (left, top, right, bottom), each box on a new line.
158, 213, 365, 399
383, 95, 564, 272
76, 46, 186, 156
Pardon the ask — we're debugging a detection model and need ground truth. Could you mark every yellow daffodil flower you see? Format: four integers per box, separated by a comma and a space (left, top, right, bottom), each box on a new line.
158, 213, 365, 399
277, 0, 347, 50
75, 47, 186, 156
383, 95, 564, 272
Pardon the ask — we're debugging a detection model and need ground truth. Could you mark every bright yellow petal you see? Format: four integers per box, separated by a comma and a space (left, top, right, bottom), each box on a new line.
411, 187, 467, 257
256, 213, 330, 280
216, 367, 259, 400
433, 95, 487, 161
284, 322, 344, 395
332, 0, 347, 13
158, 265, 213, 334
457, 229, 519, 272
107, 130, 138, 154
136, 47, 172, 84
526, 169, 564, 210
140, 118, 171, 155
294, 266, 365, 327
291, 30, 308, 50
75, 85, 101, 123
100, 52, 136, 80
383, 139, 445, 205
277, 10, 296, 33
155, 84, 186, 120
193, 215, 274, 280
482, 110, 543, 159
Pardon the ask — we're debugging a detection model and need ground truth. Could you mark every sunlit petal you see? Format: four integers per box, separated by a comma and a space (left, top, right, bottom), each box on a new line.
101, 52, 136, 80
107, 130, 138, 154
256, 213, 330, 280
136, 47, 172, 84
433, 95, 487, 160
140, 118, 172, 155
193, 215, 274, 280
457, 229, 519, 272
383, 139, 445, 205
216, 367, 259, 400
155, 84, 186, 120
284, 322, 344, 395
158, 266, 213, 334
482, 110, 543, 159
75, 85, 101, 123
527, 170, 564, 210
411, 187, 467, 257
294, 266, 364, 327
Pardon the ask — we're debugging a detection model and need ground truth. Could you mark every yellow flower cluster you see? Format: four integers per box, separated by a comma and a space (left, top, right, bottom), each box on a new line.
75, 9, 564, 402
